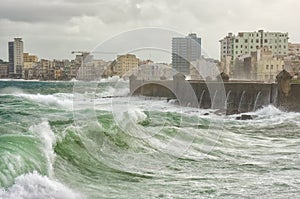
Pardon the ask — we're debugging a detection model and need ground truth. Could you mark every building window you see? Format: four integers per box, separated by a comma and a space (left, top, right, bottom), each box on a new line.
256, 39, 259, 43
241, 45, 243, 48
250, 46, 253, 49
245, 39, 248, 43
235, 39, 239, 43
264, 39, 268, 43
271, 65, 273, 69
251, 39, 253, 43
266, 65, 269, 69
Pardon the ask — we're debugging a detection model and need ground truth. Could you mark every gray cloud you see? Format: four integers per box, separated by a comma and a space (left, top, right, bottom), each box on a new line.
1, 0, 300, 61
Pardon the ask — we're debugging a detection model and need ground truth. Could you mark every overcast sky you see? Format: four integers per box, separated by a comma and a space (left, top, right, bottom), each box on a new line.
1, 0, 300, 62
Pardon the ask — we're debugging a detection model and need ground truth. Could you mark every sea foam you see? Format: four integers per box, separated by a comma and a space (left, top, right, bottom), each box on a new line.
0, 171, 81, 199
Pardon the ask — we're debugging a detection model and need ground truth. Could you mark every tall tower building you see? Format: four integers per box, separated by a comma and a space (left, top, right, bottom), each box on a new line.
8, 38, 24, 78
172, 33, 201, 75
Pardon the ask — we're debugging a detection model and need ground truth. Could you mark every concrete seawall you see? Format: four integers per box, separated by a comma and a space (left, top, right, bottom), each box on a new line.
130, 70, 300, 114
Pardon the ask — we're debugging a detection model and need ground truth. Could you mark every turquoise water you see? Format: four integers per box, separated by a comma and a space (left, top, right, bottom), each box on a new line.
0, 80, 299, 198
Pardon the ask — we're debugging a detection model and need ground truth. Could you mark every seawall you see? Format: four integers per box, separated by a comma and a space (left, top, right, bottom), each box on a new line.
129, 70, 300, 114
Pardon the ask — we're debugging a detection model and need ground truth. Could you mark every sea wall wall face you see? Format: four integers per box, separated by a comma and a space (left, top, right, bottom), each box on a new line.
129, 73, 300, 114
278, 84, 300, 112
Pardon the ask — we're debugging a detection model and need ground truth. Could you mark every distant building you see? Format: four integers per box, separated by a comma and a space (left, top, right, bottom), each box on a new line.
8, 38, 24, 78
283, 55, 300, 75
23, 53, 38, 63
0, 64, 8, 78
219, 33, 234, 61
33, 59, 53, 80
220, 30, 289, 61
113, 54, 139, 77
23, 53, 38, 79
172, 33, 201, 75
238, 47, 284, 81
288, 43, 300, 56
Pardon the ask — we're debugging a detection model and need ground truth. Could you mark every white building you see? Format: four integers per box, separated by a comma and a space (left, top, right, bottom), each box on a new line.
220, 30, 289, 61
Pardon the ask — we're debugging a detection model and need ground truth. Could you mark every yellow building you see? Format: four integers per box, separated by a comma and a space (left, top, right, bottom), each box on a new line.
23, 53, 38, 62
114, 54, 139, 77
23, 53, 38, 69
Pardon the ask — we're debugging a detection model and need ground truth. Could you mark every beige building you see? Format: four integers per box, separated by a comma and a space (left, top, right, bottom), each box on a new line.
288, 43, 300, 56
283, 56, 300, 75
0, 64, 8, 78
114, 54, 139, 77
243, 47, 284, 82
23, 53, 38, 63
23, 53, 38, 79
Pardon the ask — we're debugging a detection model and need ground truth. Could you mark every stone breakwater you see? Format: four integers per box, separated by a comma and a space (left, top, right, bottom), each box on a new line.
129, 70, 300, 114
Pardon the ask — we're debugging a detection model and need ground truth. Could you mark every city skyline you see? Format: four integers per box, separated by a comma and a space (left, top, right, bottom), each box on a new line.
1, 0, 300, 62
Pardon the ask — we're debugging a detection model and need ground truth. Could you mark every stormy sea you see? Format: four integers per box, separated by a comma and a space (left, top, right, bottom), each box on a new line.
0, 80, 299, 198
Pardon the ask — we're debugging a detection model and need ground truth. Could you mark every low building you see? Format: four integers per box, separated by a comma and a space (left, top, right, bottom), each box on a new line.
113, 54, 139, 77
0, 64, 8, 78
283, 55, 300, 76
23, 53, 38, 62
288, 43, 300, 56
23, 53, 38, 79
238, 47, 284, 82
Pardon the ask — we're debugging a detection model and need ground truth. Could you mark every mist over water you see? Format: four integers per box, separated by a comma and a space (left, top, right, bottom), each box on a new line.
0, 80, 299, 198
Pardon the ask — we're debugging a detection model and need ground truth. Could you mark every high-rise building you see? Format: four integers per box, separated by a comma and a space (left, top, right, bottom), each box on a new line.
220, 30, 289, 61
8, 38, 24, 78
172, 33, 201, 75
